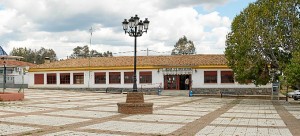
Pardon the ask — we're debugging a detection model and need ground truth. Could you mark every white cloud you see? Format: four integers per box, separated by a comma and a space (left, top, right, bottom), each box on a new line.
154, 0, 229, 9
0, 8, 36, 36
198, 12, 231, 28
0, 0, 233, 59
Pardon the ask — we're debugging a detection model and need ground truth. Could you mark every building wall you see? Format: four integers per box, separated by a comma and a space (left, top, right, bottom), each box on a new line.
192, 69, 271, 89
28, 70, 162, 89
14, 66, 29, 85
0, 66, 30, 88
28, 68, 271, 91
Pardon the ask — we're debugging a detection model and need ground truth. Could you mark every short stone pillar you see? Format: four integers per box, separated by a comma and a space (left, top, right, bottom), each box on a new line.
117, 92, 153, 114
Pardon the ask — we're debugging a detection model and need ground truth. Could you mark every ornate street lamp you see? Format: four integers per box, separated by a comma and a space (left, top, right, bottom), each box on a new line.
122, 15, 149, 92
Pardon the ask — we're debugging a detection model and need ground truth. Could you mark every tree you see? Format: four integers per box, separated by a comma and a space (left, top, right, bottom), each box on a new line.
35, 47, 57, 64
69, 45, 113, 58
225, 0, 300, 85
90, 49, 101, 57
284, 51, 300, 89
103, 51, 113, 57
10, 47, 57, 64
171, 36, 196, 55
10, 47, 35, 63
70, 45, 90, 58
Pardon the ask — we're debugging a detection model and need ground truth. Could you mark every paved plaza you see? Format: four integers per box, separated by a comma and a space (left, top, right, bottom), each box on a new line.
0, 89, 299, 136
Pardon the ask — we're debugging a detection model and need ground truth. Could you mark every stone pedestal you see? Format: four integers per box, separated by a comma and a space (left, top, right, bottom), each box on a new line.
117, 92, 153, 114
0, 92, 24, 101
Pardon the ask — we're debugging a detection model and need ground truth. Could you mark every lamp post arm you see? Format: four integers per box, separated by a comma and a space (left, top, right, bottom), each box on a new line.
125, 30, 147, 37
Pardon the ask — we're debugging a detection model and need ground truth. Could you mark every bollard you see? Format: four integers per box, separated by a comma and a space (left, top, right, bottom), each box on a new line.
158, 85, 162, 96
158, 88, 161, 95
189, 90, 193, 97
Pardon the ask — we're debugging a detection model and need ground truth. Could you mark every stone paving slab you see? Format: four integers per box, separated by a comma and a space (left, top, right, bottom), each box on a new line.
81, 121, 184, 134
0, 115, 89, 126
196, 126, 293, 136
166, 106, 219, 112
287, 111, 300, 119
45, 110, 119, 118
58, 101, 107, 106
0, 89, 299, 136
0, 111, 13, 116
221, 112, 281, 118
284, 105, 300, 119
193, 99, 296, 136
0, 124, 40, 135
84, 100, 123, 105
43, 130, 125, 136
154, 109, 209, 116
122, 114, 199, 123
0, 106, 51, 113
29, 103, 82, 109
84, 106, 118, 112
211, 117, 286, 126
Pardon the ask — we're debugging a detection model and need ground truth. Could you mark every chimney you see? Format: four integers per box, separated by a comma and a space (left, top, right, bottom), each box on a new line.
44, 57, 50, 63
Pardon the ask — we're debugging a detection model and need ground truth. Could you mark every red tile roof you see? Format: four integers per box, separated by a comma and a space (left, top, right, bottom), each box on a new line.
0, 60, 36, 67
31, 54, 227, 69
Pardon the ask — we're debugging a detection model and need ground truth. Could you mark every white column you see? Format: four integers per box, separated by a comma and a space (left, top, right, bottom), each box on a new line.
70, 72, 73, 85
120, 72, 124, 84
106, 72, 109, 84
57, 73, 60, 85
44, 73, 47, 85
217, 70, 221, 85
136, 70, 140, 84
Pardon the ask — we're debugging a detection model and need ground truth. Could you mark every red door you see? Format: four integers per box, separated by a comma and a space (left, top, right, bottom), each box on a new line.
164, 75, 179, 90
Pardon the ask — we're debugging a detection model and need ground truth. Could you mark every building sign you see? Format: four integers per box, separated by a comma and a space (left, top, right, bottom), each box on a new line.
162, 68, 193, 75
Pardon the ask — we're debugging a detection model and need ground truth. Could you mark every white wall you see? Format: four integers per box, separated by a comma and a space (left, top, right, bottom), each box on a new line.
14, 66, 30, 85
192, 69, 271, 88
28, 69, 271, 89
28, 70, 163, 89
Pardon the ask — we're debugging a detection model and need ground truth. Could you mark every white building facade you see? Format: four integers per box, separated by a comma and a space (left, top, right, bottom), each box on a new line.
0, 58, 35, 88
28, 55, 272, 95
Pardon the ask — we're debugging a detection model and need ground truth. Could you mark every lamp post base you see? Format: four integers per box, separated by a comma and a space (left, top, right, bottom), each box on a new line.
117, 92, 153, 114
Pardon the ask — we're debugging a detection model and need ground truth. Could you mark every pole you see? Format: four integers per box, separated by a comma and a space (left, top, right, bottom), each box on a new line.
286, 85, 288, 102
3, 62, 6, 93
147, 48, 149, 56
133, 26, 137, 92
88, 27, 93, 89
122, 15, 149, 92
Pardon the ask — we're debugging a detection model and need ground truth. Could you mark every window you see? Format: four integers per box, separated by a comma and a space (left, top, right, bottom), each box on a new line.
204, 71, 217, 83
60, 73, 70, 84
47, 73, 57, 84
5, 68, 13, 74
109, 72, 120, 84
221, 71, 234, 83
95, 72, 106, 84
0, 68, 13, 74
34, 74, 44, 84
140, 71, 152, 83
73, 73, 84, 84
124, 72, 134, 84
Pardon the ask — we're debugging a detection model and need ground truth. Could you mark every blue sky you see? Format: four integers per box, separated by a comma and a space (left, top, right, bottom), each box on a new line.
0, 0, 257, 59
214, 0, 256, 19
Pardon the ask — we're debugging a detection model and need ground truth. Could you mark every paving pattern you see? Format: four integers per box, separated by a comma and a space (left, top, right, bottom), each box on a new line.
0, 89, 299, 136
